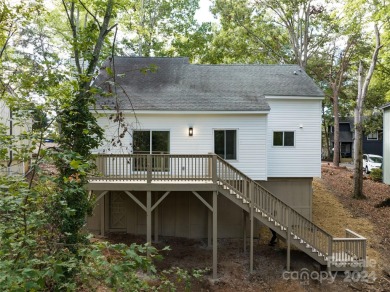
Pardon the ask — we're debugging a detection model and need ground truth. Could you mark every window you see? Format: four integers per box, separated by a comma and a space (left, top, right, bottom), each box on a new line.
273, 131, 294, 146
214, 130, 237, 160
367, 132, 378, 140
133, 130, 170, 171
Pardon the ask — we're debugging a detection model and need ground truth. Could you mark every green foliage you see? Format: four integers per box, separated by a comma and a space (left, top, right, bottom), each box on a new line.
370, 168, 382, 182
119, 0, 200, 57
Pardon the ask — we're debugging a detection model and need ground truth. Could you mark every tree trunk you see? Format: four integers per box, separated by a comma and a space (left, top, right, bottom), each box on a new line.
333, 94, 340, 167
353, 75, 364, 198
322, 107, 331, 159
353, 25, 381, 199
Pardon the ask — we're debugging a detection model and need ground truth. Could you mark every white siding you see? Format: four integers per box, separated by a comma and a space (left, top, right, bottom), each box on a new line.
96, 113, 268, 180
0, 101, 32, 175
383, 108, 390, 184
266, 99, 322, 178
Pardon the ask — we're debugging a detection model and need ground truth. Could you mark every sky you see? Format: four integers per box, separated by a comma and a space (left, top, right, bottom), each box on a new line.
195, 0, 215, 23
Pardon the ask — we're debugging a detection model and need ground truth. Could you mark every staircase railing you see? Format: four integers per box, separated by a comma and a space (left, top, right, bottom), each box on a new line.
215, 156, 366, 266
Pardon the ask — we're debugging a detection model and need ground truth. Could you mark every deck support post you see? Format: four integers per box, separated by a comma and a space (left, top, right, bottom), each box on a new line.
208, 209, 212, 248
154, 192, 159, 243
212, 191, 218, 279
249, 182, 254, 274
147, 191, 152, 255
243, 210, 247, 253
100, 194, 105, 236
286, 210, 291, 271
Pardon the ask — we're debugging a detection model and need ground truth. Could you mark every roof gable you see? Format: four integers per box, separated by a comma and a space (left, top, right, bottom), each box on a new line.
94, 57, 324, 112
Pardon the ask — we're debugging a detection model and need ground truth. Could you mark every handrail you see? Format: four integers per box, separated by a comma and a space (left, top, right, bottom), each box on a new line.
215, 156, 334, 257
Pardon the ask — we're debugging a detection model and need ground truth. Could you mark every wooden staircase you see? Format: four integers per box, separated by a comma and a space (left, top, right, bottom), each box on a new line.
215, 157, 367, 272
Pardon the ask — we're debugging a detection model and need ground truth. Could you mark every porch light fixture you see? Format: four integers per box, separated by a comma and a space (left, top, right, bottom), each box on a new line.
189, 127, 193, 136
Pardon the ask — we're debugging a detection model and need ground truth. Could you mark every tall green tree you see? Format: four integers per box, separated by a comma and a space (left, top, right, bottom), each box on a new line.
56, 0, 118, 247
119, 0, 201, 57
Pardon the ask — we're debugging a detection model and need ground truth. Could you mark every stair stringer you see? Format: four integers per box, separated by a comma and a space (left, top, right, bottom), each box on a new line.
218, 185, 328, 266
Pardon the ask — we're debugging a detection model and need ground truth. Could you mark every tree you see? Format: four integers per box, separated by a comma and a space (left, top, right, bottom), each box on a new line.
56, 0, 118, 247
119, 0, 201, 57
209, 0, 292, 64
353, 24, 382, 199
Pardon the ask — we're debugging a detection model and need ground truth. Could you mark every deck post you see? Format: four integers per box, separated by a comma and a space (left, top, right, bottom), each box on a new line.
286, 209, 291, 271
327, 237, 333, 271
249, 182, 254, 274
208, 209, 212, 248
154, 192, 159, 243
211, 155, 217, 184
147, 191, 152, 251
147, 155, 152, 183
212, 191, 218, 279
243, 210, 247, 253
100, 194, 105, 236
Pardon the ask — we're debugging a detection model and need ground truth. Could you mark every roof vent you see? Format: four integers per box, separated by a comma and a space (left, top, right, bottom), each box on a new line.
293, 70, 298, 75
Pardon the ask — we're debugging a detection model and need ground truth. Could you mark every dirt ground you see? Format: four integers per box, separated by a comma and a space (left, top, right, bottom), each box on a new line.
106, 164, 390, 291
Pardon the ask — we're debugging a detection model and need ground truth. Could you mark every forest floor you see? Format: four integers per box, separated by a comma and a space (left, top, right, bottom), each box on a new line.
106, 164, 390, 291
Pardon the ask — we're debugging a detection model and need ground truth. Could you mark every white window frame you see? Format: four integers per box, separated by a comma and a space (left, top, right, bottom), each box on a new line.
213, 129, 238, 161
132, 129, 171, 154
367, 131, 378, 141
272, 131, 295, 147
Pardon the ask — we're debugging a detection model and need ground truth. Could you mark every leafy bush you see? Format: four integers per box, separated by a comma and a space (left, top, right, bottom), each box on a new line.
370, 168, 382, 182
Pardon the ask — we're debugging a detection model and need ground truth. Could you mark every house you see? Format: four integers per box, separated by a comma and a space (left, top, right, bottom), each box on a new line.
382, 103, 390, 184
329, 117, 383, 158
87, 57, 366, 276
0, 99, 32, 175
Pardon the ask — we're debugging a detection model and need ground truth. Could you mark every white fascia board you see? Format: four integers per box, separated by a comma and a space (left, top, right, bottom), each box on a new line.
93, 110, 270, 115
265, 95, 324, 100
380, 103, 390, 110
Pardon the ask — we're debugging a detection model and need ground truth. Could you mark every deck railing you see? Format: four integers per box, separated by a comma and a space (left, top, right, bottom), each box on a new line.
89, 153, 367, 268
91, 154, 214, 182
330, 229, 366, 268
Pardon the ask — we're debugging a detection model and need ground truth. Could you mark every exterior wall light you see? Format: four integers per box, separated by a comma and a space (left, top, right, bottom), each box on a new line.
189, 127, 193, 136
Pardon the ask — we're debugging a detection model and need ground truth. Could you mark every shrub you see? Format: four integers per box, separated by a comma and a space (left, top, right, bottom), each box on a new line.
370, 168, 382, 182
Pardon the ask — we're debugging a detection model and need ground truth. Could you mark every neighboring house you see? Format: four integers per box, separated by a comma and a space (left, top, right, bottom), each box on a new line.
382, 103, 390, 184
329, 117, 383, 158
0, 99, 32, 175
87, 57, 366, 275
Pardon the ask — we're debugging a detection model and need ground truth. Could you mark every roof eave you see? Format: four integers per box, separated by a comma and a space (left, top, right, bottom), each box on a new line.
92, 109, 270, 115
264, 95, 324, 100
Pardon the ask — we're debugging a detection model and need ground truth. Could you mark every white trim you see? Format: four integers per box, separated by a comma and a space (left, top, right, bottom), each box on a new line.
366, 131, 378, 141
265, 95, 324, 100
213, 128, 239, 162
94, 110, 270, 115
272, 130, 296, 147
133, 129, 171, 154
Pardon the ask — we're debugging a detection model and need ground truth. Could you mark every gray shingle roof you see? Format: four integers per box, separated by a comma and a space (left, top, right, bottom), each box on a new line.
381, 103, 390, 109
94, 57, 324, 112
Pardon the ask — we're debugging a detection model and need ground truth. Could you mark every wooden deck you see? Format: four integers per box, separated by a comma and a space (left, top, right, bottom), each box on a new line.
88, 154, 367, 277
